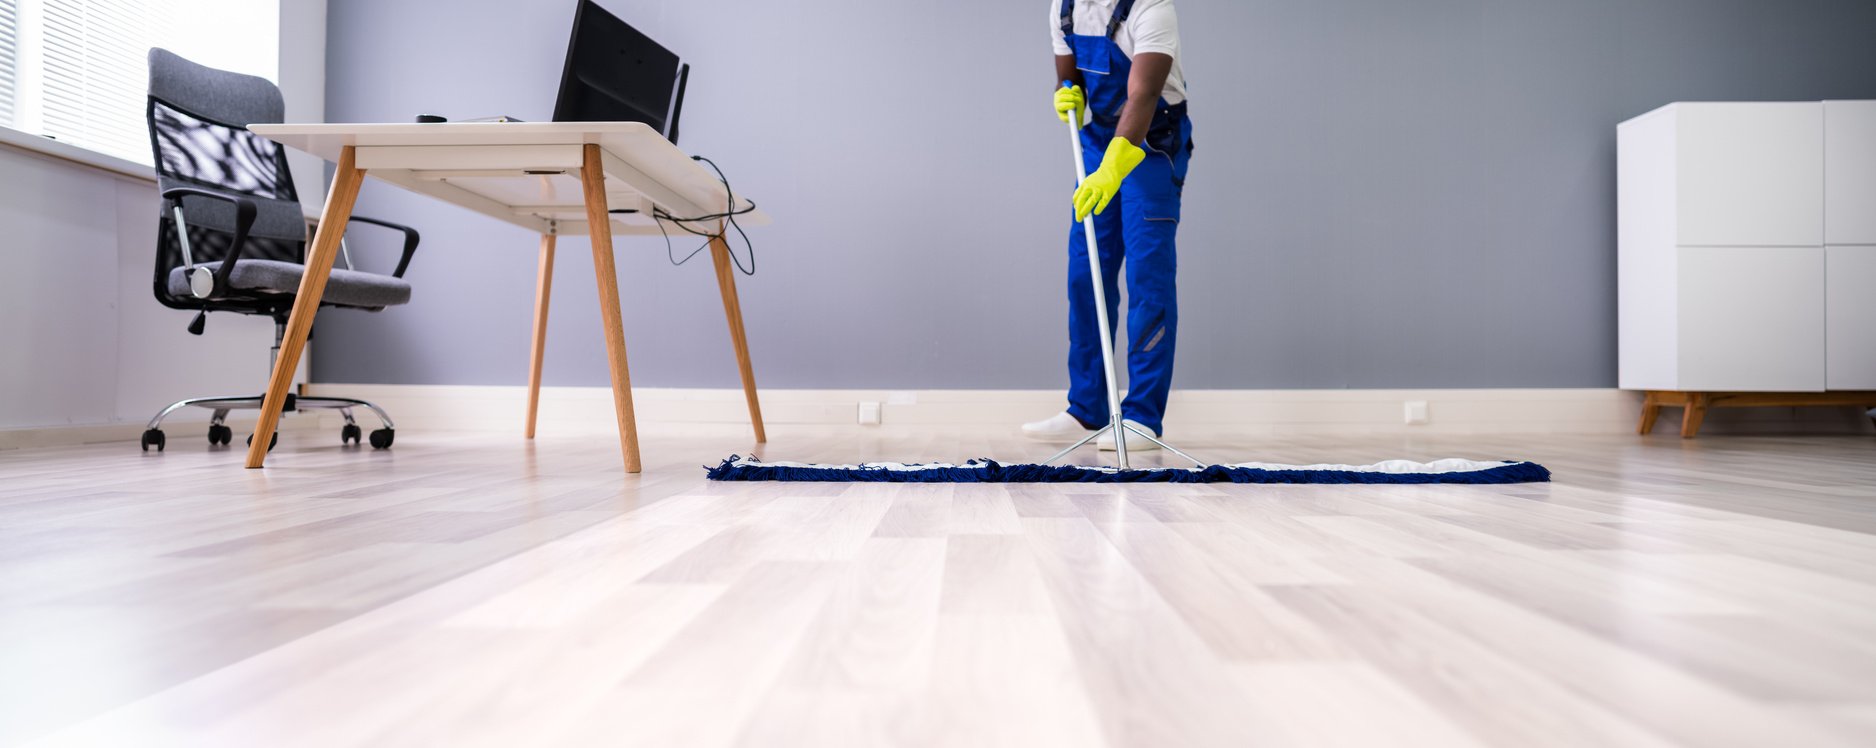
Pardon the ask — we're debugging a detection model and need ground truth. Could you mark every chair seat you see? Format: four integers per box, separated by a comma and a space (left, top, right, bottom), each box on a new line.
167, 260, 411, 308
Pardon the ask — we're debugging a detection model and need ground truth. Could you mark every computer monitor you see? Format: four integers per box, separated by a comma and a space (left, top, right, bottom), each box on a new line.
552, 0, 689, 144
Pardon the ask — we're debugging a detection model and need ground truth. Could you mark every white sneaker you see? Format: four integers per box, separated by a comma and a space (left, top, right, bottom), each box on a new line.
1097, 419, 1161, 452
1022, 411, 1095, 439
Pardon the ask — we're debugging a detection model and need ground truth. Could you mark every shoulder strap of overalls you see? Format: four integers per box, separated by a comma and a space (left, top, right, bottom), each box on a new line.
1061, 0, 1140, 43
1107, 0, 1138, 39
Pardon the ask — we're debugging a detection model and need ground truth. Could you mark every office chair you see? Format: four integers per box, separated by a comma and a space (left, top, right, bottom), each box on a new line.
140, 48, 414, 453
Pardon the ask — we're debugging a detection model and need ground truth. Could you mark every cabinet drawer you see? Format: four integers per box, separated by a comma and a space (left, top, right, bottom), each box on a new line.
1677, 247, 1825, 391
1677, 103, 1823, 248
1826, 101, 1876, 245
1828, 246, 1876, 389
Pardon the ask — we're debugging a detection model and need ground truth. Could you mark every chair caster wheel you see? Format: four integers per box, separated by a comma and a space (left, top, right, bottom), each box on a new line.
141, 429, 166, 452
208, 425, 233, 446
341, 423, 362, 445
369, 428, 395, 449
247, 432, 279, 452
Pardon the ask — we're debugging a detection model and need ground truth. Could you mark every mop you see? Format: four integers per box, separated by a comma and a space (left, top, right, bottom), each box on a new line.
707, 92, 1549, 485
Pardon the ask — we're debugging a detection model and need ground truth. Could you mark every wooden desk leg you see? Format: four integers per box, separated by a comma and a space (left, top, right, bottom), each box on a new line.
246, 147, 367, 468
580, 144, 642, 473
709, 230, 767, 443
525, 234, 556, 439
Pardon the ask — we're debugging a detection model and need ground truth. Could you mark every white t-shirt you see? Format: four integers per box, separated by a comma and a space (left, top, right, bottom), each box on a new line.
1049, 0, 1187, 106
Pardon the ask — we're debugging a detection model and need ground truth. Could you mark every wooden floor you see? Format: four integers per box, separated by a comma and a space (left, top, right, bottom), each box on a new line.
4, 425, 1876, 747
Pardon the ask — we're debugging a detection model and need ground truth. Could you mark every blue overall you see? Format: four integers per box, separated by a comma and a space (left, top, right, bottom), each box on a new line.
1060, 0, 1193, 436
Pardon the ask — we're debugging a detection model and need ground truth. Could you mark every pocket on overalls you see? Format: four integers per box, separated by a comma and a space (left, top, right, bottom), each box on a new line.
1144, 107, 1192, 190
1132, 155, 1182, 224
1137, 119, 1186, 223
1145, 118, 1181, 158
1071, 35, 1113, 75
1071, 38, 1129, 120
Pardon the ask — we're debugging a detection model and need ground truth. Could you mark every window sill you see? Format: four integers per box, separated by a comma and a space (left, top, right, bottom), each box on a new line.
0, 125, 155, 183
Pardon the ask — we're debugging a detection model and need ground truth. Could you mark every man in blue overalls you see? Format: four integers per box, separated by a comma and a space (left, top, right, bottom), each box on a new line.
1022, 0, 1193, 452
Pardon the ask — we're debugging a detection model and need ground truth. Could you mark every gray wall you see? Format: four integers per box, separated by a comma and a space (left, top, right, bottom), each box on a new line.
317, 0, 1876, 390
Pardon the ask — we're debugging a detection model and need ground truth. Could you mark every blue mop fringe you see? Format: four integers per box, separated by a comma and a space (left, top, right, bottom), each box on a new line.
705, 457, 1551, 485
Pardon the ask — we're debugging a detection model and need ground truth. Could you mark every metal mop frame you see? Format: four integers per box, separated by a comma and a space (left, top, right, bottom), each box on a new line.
1045, 96, 1204, 471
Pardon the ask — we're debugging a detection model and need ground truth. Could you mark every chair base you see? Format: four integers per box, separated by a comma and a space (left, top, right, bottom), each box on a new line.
141, 394, 395, 452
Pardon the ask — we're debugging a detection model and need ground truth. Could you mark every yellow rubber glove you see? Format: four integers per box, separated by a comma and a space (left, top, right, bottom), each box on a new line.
1054, 85, 1086, 125
1074, 137, 1146, 221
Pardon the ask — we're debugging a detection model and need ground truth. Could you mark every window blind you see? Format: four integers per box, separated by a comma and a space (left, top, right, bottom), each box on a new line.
34, 0, 176, 163
0, 0, 17, 125
0, 0, 278, 167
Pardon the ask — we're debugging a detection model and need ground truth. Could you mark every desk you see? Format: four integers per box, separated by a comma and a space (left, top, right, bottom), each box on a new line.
245, 122, 770, 472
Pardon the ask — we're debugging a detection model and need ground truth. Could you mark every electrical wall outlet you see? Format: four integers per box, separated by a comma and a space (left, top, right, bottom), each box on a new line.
858, 401, 883, 426
1404, 400, 1430, 425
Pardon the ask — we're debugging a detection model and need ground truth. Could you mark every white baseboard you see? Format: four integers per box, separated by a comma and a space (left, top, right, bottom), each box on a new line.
11, 386, 1864, 448
300, 384, 1655, 435
0, 412, 322, 451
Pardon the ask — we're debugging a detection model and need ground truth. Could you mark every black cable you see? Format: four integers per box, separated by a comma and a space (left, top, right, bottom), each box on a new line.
653, 213, 712, 267
654, 156, 758, 222
607, 155, 756, 275
703, 155, 757, 276
723, 212, 755, 275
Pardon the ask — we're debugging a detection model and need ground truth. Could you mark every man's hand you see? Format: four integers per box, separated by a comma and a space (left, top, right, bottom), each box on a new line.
1055, 84, 1086, 125
1074, 137, 1146, 221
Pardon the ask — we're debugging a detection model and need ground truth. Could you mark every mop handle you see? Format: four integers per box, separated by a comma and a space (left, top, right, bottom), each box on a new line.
1063, 82, 1090, 185
1062, 81, 1130, 467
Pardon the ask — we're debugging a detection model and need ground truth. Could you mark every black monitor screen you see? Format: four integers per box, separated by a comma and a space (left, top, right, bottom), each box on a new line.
553, 0, 688, 143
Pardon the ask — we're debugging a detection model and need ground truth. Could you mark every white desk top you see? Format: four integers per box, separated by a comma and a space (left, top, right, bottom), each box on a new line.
249, 122, 766, 237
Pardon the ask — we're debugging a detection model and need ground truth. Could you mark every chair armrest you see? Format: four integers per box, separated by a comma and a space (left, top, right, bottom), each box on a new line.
307, 214, 421, 278
347, 215, 420, 278
162, 187, 257, 298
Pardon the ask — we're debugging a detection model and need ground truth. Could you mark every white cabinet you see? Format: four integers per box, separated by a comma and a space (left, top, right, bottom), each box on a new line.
1620, 101, 1876, 434
1676, 103, 1823, 247
1828, 246, 1876, 390
1825, 101, 1876, 390
1618, 102, 1826, 392
1677, 247, 1824, 392
1826, 101, 1876, 245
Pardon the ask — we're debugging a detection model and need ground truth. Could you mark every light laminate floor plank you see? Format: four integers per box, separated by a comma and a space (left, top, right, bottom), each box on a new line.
2, 427, 1874, 747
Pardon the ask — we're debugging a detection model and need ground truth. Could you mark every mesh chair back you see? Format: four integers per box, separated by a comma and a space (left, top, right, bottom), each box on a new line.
146, 48, 307, 304
151, 99, 296, 201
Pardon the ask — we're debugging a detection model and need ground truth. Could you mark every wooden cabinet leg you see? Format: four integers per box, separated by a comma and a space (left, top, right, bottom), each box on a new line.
1680, 393, 1710, 439
246, 146, 366, 468
1638, 392, 1662, 435
525, 234, 556, 439
580, 144, 642, 473
709, 230, 766, 443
